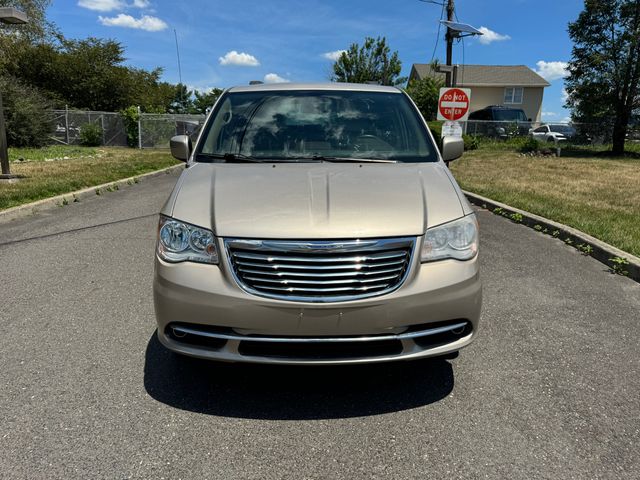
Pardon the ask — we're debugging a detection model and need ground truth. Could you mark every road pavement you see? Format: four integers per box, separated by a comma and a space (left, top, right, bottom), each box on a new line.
1, 169, 639, 479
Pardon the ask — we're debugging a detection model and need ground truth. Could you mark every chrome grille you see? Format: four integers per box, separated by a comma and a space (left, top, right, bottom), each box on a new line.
224, 238, 415, 302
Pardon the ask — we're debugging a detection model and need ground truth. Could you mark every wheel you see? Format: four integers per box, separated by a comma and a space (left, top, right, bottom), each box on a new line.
547, 137, 556, 143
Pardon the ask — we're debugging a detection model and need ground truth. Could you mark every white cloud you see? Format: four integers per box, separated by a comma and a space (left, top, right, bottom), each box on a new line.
98, 14, 167, 31
542, 111, 558, 119
218, 51, 260, 67
534, 61, 569, 81
79, 0, 151, 11
264, 73, 290, 84
561, 87, 569, 103
322, 50, 346, 61
477, 26, 511, 45
78, 0, 125, 11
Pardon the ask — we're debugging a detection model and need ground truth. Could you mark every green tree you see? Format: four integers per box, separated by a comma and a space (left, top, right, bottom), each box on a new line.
405, 76, 443, 121
5, 37, 178, 112
193, 88, 223, 114
331, 36, 406, 86
0, 75, 53, 147
169, 83, 194, 114
0, 1, 59, 75
565, 0, 640, 154
0, 0, 54, 41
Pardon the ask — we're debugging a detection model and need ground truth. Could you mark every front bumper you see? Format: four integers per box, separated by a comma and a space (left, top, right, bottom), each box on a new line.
153, 243, 482, 365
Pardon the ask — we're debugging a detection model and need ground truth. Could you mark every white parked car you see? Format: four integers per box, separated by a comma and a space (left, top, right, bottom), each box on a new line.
529, 124, 577, 143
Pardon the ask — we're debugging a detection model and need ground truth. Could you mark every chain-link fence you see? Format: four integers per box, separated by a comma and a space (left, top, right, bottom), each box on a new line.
51, 109, 128, 147
48, 109, 206, 148
461, 120, 640, 145
139, 113, 206, 148
42, 110, 640, 149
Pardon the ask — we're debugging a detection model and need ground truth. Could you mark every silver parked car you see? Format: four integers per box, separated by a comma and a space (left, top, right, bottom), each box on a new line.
153, 82, 482, 365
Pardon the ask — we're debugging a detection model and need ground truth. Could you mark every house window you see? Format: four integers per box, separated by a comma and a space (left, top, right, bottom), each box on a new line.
504, 87, 523, 104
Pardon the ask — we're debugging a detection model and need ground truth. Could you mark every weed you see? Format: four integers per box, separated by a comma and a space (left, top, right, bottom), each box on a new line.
113, 184, 119, 191
133, 177, 139, 184
95, 188, 101, 195
73, 195, 79, 203
127, 179, 133, 186
509, 212, 523, 223
534, 224, 543, 231
61, 197, 69, 206
564, 238, 574, 246
493, 207, 503, 215
609, 256, 630, 276
552, 230, 560, 237
577, 244, 593, 255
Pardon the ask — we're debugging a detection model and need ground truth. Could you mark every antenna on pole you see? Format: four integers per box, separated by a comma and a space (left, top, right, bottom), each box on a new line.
174, 28, 183, 86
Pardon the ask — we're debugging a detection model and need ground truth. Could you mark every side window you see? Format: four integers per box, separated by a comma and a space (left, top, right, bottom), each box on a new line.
504, 87, 524, 104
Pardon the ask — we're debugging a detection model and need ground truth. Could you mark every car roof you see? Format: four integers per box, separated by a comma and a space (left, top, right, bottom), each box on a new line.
227, 82, 402, 94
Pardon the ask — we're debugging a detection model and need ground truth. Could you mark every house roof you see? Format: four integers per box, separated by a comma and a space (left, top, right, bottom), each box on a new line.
410, 64, 550, 87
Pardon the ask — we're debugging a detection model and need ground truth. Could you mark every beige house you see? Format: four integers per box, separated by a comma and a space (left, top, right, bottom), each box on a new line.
409, 64, 550, 122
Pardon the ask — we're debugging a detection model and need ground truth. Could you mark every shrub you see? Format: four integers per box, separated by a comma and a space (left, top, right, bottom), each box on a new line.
405, 77, 443, 121
518, 136, 540, 153
120, 106, 140, 148
427, 121, 442, 138
463, 134, 479, 150
0, 75, 54, 148
79, 123, 103, 146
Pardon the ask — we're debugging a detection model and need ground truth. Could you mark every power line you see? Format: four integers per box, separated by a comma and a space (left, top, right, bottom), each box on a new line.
428, 1, 446, 64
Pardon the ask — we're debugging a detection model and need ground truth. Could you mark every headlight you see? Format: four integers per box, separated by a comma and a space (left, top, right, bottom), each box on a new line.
157, 216, 218, 264
421, 214, 478, 262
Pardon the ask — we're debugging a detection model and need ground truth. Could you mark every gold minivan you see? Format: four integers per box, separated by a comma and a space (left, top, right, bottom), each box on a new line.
153, 83, 481, 365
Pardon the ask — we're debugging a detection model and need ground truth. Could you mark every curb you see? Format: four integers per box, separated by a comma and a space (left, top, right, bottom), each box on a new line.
0, 164, 184, 224
463, 190, 640, 283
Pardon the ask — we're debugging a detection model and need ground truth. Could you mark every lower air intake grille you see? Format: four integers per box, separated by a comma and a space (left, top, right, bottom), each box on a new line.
225, 237, 415, 302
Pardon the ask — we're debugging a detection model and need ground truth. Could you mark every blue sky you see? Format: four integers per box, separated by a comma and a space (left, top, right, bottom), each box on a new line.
49, 0, 583, 120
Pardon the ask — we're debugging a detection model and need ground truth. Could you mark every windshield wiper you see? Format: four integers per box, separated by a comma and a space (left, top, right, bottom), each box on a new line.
196, 152, 266, 163
310, 155, 397, 164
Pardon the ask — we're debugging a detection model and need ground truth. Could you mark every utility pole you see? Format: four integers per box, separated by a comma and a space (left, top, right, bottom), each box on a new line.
445, 0, 455, 87
0, 7, 29, 180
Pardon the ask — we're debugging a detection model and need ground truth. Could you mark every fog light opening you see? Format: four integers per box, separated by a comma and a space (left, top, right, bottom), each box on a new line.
172, 327, 187, 338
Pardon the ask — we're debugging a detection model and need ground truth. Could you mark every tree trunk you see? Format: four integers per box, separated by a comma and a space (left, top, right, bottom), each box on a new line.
611, 108, 630, 155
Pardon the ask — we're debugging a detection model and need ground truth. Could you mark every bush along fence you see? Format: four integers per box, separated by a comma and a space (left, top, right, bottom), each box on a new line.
49, 106, 207, 148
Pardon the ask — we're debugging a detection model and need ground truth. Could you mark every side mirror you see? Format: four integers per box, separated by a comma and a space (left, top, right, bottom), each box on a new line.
441, 136, 464, 162
170, 135, 191, 162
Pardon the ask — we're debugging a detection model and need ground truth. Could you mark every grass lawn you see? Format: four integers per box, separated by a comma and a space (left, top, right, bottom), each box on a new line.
1, 147, 179, 211
450, 149, 640, 257
8, 145, 100, 162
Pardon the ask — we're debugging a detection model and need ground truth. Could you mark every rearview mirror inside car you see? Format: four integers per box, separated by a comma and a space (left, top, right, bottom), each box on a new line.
170, 135, 191, 162
441, 136, 464, 162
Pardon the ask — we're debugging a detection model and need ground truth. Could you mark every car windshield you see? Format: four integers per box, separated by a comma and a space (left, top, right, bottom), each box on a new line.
493, 109, 527, 122
549, 125, 574, 133
196, 90, 438, 163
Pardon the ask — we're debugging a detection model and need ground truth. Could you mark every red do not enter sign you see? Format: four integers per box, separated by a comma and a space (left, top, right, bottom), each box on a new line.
437, 87, 471, 122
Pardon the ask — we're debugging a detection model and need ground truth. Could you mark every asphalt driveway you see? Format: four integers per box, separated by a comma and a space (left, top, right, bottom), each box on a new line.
1, 169, 639, 479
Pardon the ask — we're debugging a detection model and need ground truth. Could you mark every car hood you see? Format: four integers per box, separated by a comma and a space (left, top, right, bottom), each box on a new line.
166, 162, 467, 239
